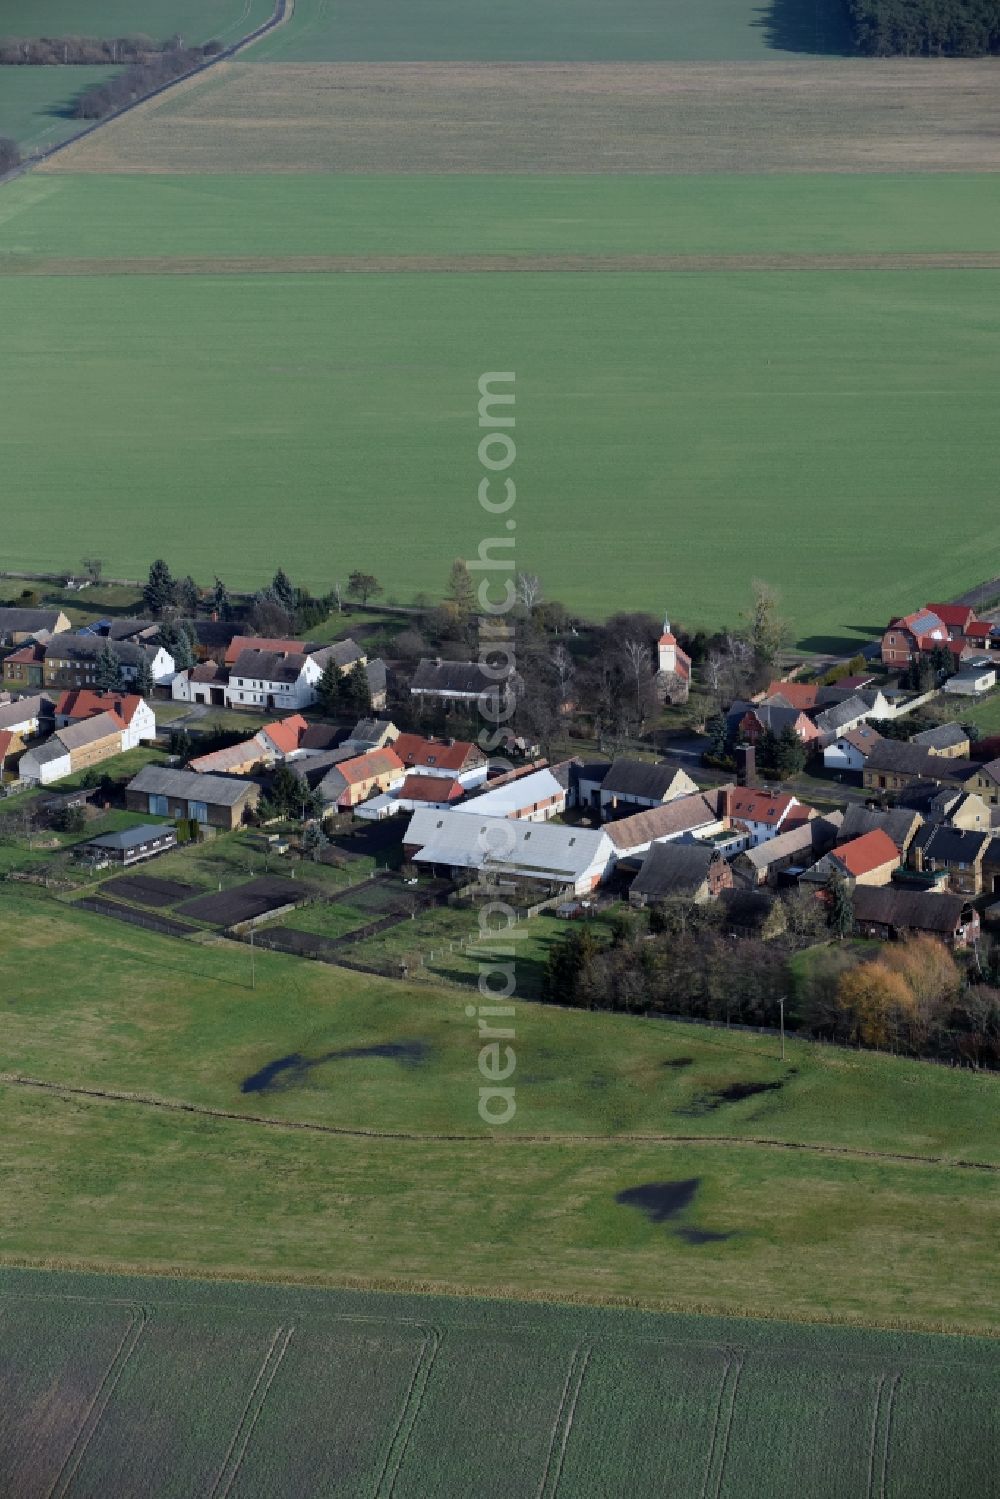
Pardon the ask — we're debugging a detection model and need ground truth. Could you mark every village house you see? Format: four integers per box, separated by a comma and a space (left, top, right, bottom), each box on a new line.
18, 710, 127, 787
0, 694, 54, 746
730, 813, 843, 889
0, 606, 71, 646
944, 663, 997, 697
390, 774, 466, 813
811, 690, 893, 745
79, 823, 178, 868
628, 841, 732, 907
962, 758, 1000, 807
126, 764, 259, 830
310, 639, 367, 676
602, 789, 731, 860
911, 723, 971, 759
223, 635, 314, 667
727, 787, 813, 849
823, 724, 883, 775
597, 759, 699, 818
313, 746, 406, 813
836, 804, 923, 854
880, 607, 951, 667
41, 636, 175, 691
77, 616, 160, 646
799, 829, 900, 889
727, 700, 820, 751
340, 718, 399, 755
226, 648, 321, 712
390, 733, 488, 787
862, 741, 976, 795
53, 690, 156, 750
851, 886, 980, 948
410, 657, 514, 712
1, 642, 46, 691
909, 825, 993, 897
171, 661, 230, 706
403, 808, 615, 894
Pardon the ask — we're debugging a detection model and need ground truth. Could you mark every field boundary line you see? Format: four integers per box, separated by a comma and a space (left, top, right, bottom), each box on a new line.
3, 1071, 998, 1173
47, 1302, 148, 1499
377, 1323, 441, 1498
541, 1344, 591, 1499
209, 1323, 294, 1499
700, 1355, 735, 1499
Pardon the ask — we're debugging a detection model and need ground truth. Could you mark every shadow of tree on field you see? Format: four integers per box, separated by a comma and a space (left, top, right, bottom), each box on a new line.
752, 0, 854, 55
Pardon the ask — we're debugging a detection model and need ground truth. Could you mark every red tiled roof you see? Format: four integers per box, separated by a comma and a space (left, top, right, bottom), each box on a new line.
4, 644, 44, 664
764, 681, 821, 711
727, 789, 798, 827
224, 635, 309, 667
926, 603, 975, 630
337, 747, 404, 786
399, 773, 463, 803
55, 689, 145, 725
832, 829, 900, 878
964, 622, 993, 640
261, 713, 309, 755
0, 730, 13, 760
392, 733, 481, 773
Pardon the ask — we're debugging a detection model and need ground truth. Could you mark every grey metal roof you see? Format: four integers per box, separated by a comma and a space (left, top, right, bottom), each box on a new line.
46, 635, 156, 667
127, 764, 257, 806
812, 694, 873, 735
911, 824, 991, 865
86, 823, 176, 850
56, 711, 123, 751
741, 813, 842, 871
404, 807, 610, 881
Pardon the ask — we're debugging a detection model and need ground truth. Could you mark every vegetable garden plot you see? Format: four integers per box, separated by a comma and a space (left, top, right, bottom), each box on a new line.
102, 875, 198, 907
174, 876, 315, 927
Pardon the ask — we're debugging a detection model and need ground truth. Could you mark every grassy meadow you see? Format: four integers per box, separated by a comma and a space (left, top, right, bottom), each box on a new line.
2, 1270, 995, 1499
0, 65, 122, 154
2, 264, 998, 641
0, 888, 998, 1330
243, 0, 852, 62
0, 0, 274, 45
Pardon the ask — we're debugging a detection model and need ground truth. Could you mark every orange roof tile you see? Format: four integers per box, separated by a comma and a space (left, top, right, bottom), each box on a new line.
261, 713, 309, 755
833, 829, 900, 878
399, 773, 463, 803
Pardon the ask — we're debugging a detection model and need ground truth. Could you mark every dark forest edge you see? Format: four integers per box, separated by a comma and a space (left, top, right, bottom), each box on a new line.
847, 0, 1000, 55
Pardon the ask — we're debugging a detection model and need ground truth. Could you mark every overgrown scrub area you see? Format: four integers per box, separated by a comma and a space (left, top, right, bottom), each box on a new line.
71, 40, 220, 119
545, 904, 1000, 1069
0, 35, 188, 65
1, 1270, 995, 1498
849, 0, 1000, 55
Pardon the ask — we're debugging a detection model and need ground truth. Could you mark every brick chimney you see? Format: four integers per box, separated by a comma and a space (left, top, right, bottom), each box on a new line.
720, 785, 734, 822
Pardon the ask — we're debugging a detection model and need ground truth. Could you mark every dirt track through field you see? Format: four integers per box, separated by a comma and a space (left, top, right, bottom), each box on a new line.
8, 252, 1000, 276
2, 1072, 996, 1171
39, 59, 1000, 174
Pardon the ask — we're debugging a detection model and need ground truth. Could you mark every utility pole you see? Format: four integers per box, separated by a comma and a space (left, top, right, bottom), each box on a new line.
249, 925, 255, 991
779, 996, 785, 1063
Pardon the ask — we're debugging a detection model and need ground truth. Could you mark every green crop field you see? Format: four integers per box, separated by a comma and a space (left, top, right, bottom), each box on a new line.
0, 2, 271, 153
6, 173, 1000, 261
0, 64, 122, 152
245, 0, 852, 62
0, 0, 274, 47
2, 261, 998, 643
1, 1270, 995, 1499
1, 887, 998, 1331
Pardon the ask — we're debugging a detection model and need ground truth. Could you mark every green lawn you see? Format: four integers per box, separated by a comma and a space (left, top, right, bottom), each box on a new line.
3, 267, 999, 644
0, 0, 273, 47
245, 0, 851, 61
1, 886, 998, 1330
0, 1271, 994, 1499
959, 689, 1000, 739
6, 174, 1000, 261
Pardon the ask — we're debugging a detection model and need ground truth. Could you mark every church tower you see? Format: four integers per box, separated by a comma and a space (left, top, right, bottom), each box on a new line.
657, 611, 677, 675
